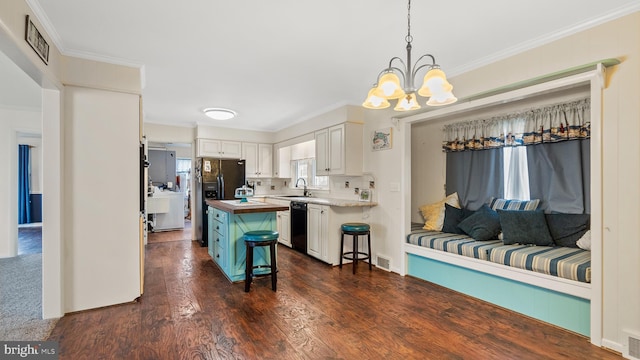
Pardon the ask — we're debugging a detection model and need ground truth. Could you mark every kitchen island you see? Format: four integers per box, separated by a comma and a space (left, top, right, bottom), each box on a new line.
205, 199, 289, 282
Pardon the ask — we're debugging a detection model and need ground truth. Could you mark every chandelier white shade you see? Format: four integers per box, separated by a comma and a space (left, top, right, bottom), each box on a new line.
363, 0, 457, 111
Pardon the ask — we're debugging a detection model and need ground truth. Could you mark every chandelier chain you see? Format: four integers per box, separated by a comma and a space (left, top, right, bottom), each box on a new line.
406, 0, 412, 44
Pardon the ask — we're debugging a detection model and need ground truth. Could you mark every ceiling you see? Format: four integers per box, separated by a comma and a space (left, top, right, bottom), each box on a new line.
9, 0, 640, 131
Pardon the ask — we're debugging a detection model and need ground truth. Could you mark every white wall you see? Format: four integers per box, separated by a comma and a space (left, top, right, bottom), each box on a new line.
196, 124, 273, 143
63, 86, 140, 312
410, 120, 447, 223
144, 123, 195, 144
361, 108, 406, 274
0, 107, 41, 257
1, 0, 143, 318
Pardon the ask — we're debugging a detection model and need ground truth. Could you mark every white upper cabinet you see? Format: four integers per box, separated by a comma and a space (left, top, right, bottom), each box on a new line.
273, 144, 292, 178
242, 142, 273, 178
197, 139, 242, 159
315, 123, 363, 176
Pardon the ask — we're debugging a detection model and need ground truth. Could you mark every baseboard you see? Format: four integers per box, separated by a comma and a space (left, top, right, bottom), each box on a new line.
601, 339, 623, 356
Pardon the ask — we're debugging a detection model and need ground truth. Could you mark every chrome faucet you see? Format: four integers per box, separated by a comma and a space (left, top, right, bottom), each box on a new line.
295, 178, 308, 197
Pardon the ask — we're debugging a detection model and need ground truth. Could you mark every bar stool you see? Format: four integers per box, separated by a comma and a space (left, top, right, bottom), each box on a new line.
244, 230, 279, 292
339, 223, 371, 274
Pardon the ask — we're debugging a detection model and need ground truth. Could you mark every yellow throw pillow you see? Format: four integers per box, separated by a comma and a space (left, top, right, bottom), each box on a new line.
420, 192, 460, 231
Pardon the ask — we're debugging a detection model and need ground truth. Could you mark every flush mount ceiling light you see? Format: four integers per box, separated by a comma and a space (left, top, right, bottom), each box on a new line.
203, 108, 237, 120
363, 0, 457, 111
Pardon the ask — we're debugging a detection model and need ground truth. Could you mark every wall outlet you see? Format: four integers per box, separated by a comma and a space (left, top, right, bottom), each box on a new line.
369, 181, 375, 189
345, 181, 349, 188
257, 181, 262, 186
354, 187, 359, 194
270, 185, 275, 190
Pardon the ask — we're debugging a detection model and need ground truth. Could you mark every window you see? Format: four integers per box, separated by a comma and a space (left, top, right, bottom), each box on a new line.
290, 158, 328, 189
503, 147, 530, 200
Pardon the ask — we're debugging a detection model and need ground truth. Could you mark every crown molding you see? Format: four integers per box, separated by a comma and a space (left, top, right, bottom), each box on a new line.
448, 2, 640, 78
25, 0, 145, 71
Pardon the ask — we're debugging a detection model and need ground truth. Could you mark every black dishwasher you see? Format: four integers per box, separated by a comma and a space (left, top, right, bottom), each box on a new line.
290, 202, 307, 254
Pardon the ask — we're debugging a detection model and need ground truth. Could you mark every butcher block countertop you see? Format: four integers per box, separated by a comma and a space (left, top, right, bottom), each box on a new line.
205, 199, 289, 214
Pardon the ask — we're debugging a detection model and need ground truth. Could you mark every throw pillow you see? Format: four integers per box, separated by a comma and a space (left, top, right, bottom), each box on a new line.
441, 203, 472, 234
497, 210, 554, 246
457, 204, 501, 241
545, 213, 590, 247
420, 192, 460, 231
489, 197, 540, 211
576, 230, 591, 251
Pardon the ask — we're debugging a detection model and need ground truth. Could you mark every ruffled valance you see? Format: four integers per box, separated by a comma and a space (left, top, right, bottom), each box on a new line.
443, 98, 590, 152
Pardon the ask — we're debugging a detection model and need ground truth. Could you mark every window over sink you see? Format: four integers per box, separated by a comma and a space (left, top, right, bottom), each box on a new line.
290, 158, 328, 190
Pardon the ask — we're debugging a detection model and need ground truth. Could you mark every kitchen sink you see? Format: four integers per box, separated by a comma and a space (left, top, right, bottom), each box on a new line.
279, 195, 308, 198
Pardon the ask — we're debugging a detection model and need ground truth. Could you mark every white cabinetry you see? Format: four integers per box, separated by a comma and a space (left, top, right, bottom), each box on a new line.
315, 123, 363, 176
242, 142, 273, 177
196, 139, 242, 159
267, 198, 291, 247
273, 143, 291, 178
307, 204, 369, 265
307, 204, 329, 262
277, 210, 291, 247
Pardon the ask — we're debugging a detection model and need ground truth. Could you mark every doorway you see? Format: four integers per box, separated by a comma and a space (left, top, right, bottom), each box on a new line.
17, 134, 43, 255
0, 32, 63, 319
147, 142, 193, 244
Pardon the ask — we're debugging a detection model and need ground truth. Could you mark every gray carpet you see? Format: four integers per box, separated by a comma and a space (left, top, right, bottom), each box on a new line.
0, 254, 59, 340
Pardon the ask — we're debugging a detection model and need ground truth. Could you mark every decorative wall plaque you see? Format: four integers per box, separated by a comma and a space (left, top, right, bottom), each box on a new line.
25, 15, 49, 65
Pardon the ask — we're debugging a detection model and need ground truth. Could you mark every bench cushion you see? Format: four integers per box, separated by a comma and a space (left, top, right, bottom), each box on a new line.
407, 224, 591, 283
407, 228, 502, 261
489, 245, 591, 283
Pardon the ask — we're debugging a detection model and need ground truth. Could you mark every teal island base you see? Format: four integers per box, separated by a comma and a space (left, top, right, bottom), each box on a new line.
407, 253, 590, 336
208, 206, 278, 282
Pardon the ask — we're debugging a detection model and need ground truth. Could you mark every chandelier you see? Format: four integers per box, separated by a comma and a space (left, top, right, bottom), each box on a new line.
363, 0, 457, 111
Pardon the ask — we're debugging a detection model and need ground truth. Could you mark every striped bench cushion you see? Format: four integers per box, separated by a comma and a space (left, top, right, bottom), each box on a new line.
489, 245, 591, 283
407, 223, 591, 283
407, 228, 502, 261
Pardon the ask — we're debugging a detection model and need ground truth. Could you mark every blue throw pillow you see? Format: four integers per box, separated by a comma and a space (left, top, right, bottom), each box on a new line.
498, 210, 554, 246
441, 203, 472, 234
545, 213, 590, 247
457, 204, 501, 241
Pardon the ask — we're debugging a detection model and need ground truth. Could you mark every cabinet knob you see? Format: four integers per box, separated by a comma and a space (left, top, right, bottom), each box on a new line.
216, 214, 219, 218
216, 254, 220, 258
216, 238, 220, 242
216, 226, 219, 230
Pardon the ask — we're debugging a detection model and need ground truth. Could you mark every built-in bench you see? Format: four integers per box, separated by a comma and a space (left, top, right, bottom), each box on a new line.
405, 223, 591, 336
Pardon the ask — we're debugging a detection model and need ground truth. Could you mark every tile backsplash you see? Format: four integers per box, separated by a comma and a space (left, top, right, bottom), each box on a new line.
250, 175, 375, 201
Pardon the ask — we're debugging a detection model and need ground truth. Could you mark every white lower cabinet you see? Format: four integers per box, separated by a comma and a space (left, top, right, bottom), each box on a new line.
307, 204, 329, 262
307, 203, 371, 265
277, 210, 291, 247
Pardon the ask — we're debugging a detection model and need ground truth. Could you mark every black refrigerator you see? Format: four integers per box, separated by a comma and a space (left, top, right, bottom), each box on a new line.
194, 158, 246, 246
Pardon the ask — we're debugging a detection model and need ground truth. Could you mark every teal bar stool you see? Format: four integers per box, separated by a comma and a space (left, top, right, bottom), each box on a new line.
244, 230, 279, 292
339, 223, 371, 274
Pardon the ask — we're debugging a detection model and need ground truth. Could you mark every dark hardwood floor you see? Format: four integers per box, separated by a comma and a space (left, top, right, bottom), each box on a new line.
47, 239, 621, 359
148, 220, 192, 244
